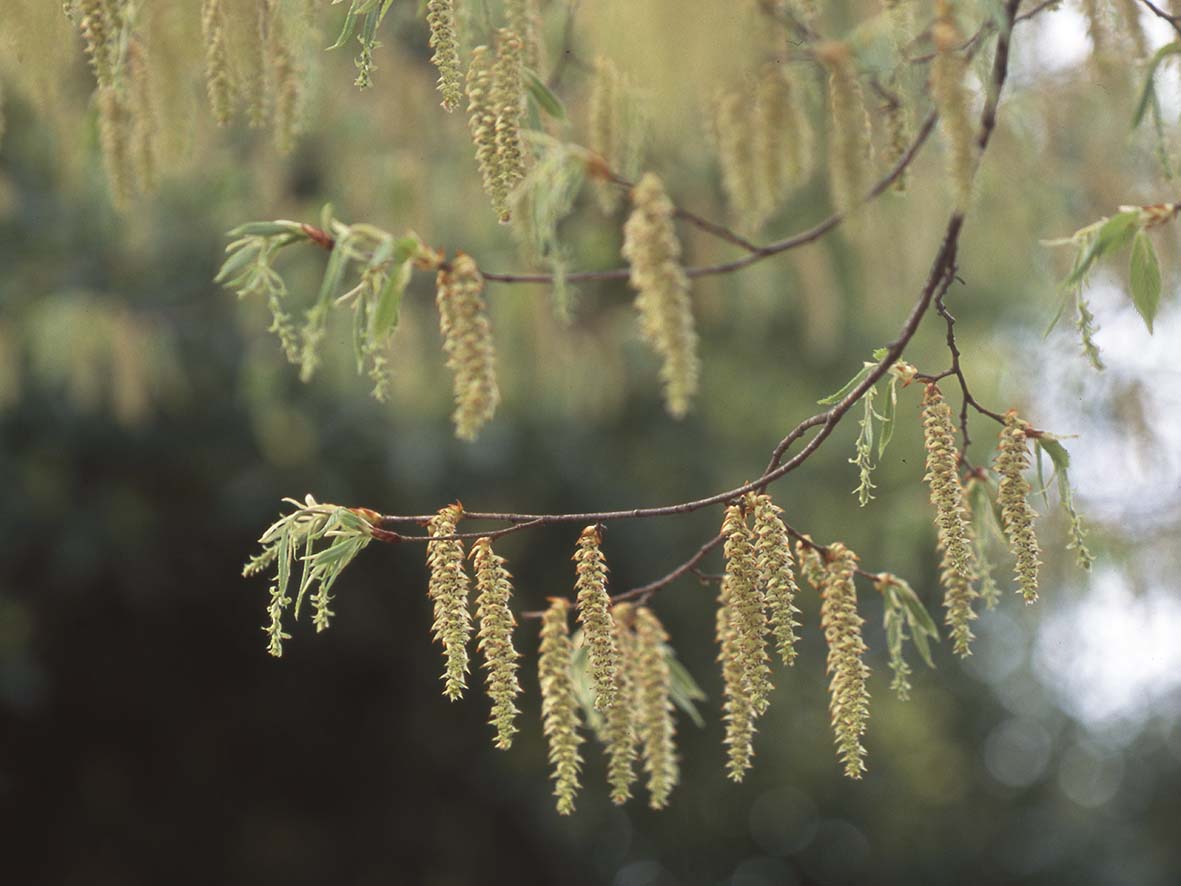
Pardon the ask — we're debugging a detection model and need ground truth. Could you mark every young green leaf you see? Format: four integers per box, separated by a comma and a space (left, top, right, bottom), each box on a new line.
818, 363, 872, 405
1132, 42, 1181, 129
524, 68, 566, 120
1129, 231, 1161, 333
1065, 211, 1140, 288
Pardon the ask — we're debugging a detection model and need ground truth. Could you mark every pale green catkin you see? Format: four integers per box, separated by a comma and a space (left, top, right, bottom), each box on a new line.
995, 411, 1042, 604
719, 503, 770, 782
426, 0, 463, 112
754, 63, 812, 209
466, 46, 501, 210
621, 173, 700, 418
921, 384, 978, 654
1117, 0, 1149, 58
472, 537, 522, 750
882, 92, 911, 193
931, 3, 975, 210
77, 0, 119, 90
435, 253, 499, 441
820, 542, 870, 779
265, 0, 301, 154
750, 493, 801, 667
603, 603, 637, 805
816, 41, 868, 217
505, 0, 543, 74
588, 55, 619, 212
715, 89, 763, 228
490, 28, 526, 224
539, 597, 584, 815
574, 525, 620, 711
426, 504, 473, 700
634, 606, 678, 810
97, 86, 133, 208
201, 0, 234, 126
125, 36, 156, 194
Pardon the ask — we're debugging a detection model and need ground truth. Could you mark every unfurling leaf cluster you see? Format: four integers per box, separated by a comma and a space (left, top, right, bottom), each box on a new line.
243, 494, 377, 655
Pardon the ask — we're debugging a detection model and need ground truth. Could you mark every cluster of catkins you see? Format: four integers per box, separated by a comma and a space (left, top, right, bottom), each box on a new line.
70, 0, 158, 207
424, 513, 679, 814
920, 385, 1042, 657
712, 63, 814, 230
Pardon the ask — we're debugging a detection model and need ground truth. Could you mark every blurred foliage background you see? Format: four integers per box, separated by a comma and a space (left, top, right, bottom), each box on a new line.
2, 1, 1181, 884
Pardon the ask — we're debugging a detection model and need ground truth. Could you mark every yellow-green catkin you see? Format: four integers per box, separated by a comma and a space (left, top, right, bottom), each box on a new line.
921, 385, 977, 654
588, 56, 645, 214
754, 63, 813, 209
603, 602, 637, 805
427, 0, 463, 112
125, 35, 156, 194
1117, 0, 1149, 58
751, 493, 801, 667
796, 535, 827, 590
505, 0, 543, 74
77, 0, 119, 90
264, 0, 301, 154
634, 605, 679, 810
491, 28, 526, 223
435, 253, 499, 441
426, 504, 473, 701
588, 55, 619, 212
96, 86, 133, 208
539, 597, 584, 815
201, 0, 234, 126
820, 542, 870, 779
995, 411, 1042, 604
621, 173, 700, 419
574, 524, 620, 711
472, 537, 522, 749
816, 41, 869, 216
882, 90, 911, 193
718, 503, 770, 782
466, 46, 501, 211
931, 2, 975, 210
715, 89, 763, 229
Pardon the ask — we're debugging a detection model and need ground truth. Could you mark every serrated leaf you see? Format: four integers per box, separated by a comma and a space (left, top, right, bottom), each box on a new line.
1129, 231, 1161, 333
523, 68, 566, 120
316, 238, 350, 307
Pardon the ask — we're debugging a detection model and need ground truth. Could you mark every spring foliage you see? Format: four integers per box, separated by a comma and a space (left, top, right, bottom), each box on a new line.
6, 0, 1148, 817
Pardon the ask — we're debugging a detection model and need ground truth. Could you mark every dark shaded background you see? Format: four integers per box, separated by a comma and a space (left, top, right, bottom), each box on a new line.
3, 4, 1181, 884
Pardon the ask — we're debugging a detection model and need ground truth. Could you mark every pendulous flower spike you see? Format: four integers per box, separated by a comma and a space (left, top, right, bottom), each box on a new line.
539, 597, 584, 815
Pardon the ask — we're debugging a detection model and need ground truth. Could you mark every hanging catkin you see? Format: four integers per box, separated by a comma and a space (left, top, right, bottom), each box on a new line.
820, 542, 870, 779
815, 41, 869, 216
621, 173, 700, 418
754, 63, 813, 208
633, 606, 679, 809
426, 504, 473, 700
995, 411, 1041, 603
931, 1, 975, 210
201, 0, 234, 126
715, 89, 763, 228
426, 0, 463, 112
603, 603, 637, 805
574, 525, 620, 711
490, 29, 526, 223
435, 253, 499, 441
921, 384, 978, 653
466, 46, 501, 211
539, 597, 584, 815
718, 503, 770, 781
751, 493, 802, 667
472, 537, 522, 749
